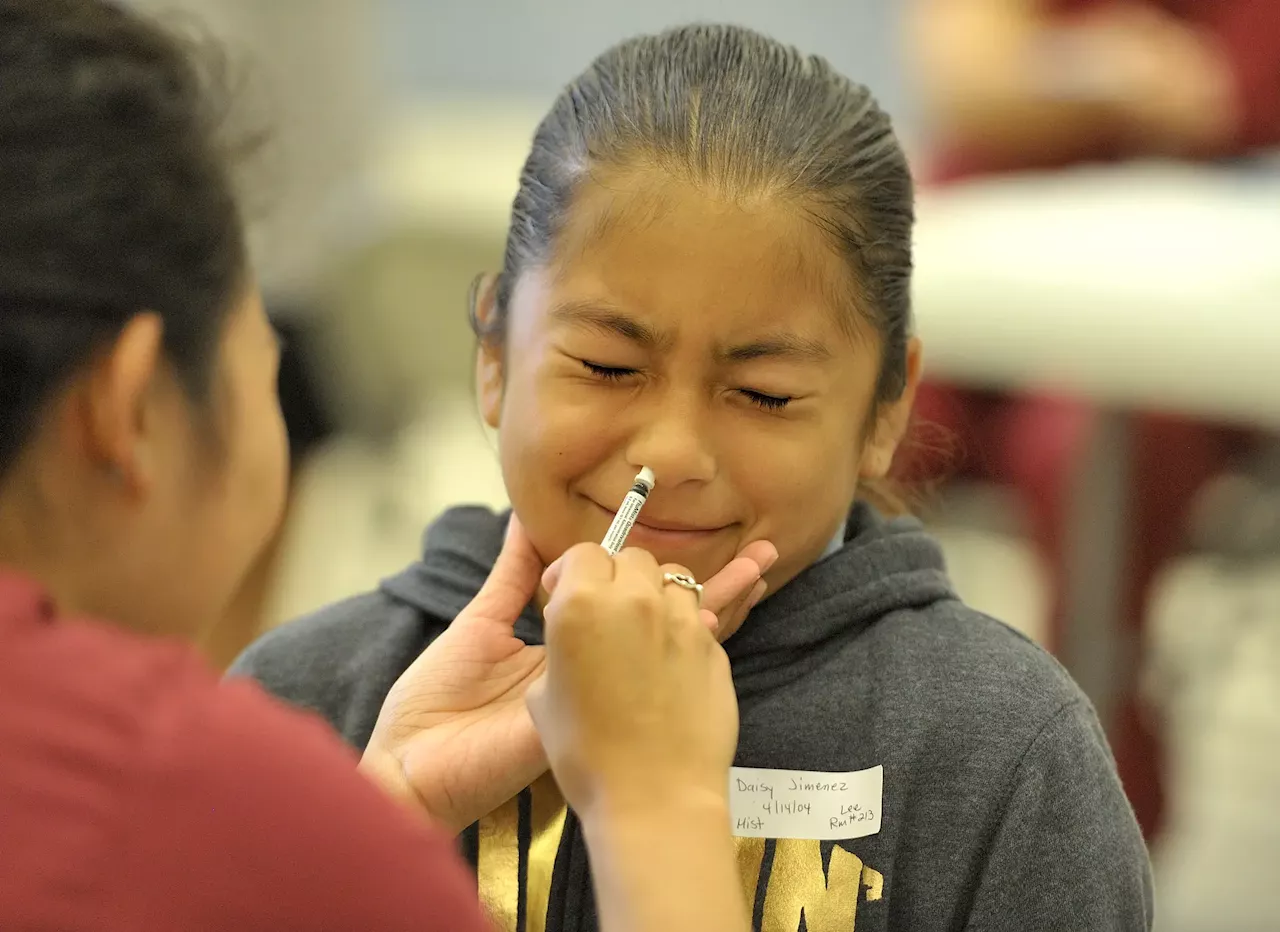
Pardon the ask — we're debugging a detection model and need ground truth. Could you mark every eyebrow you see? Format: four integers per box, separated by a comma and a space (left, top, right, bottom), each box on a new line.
549, 301, 672, 350
719, 335, 832, 364
549, 300, 831, 364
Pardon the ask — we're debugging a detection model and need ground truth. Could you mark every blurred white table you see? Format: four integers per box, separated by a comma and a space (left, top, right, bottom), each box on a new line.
913, 163, 1280, 428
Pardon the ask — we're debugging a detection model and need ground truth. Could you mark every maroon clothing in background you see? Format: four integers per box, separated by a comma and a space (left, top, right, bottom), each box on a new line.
0, 570, 489, 932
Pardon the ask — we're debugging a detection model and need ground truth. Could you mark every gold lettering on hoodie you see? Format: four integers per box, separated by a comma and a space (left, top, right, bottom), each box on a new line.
761, 840, 863, 931
736, 837, 768, 906
861, 864, 884, 902
476, 777, 569, 932
477, 794, 520, 930
480, 789, 882, 932
527, 775, 569, 932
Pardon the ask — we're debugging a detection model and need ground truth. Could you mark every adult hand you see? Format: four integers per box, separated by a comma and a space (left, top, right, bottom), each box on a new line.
696, 539, 778, 640
360, 522, 773, 832
527, 544, 739, 822
360, 517, 549, 834
543, 539, 778, 642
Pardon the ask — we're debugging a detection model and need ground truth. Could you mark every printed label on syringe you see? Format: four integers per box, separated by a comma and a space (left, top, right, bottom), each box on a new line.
602, 492, 646, 554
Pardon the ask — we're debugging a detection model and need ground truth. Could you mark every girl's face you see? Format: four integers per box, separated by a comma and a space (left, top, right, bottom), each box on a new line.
478, 171, 918, 591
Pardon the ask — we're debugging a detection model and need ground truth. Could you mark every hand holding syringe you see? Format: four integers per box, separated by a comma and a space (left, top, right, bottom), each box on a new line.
543, 467, 778, 641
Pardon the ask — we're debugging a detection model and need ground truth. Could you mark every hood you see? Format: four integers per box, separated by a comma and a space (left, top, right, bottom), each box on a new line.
380, 501, 956, 698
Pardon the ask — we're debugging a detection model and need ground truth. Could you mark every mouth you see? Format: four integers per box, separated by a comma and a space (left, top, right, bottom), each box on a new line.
589, 498, 734, 549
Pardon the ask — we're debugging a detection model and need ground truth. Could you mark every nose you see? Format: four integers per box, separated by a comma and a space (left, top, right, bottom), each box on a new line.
624, 393, 717, 488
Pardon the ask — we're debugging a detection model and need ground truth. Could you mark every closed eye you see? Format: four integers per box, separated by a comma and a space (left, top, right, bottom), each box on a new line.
581, 360, 638, 381
740, 390, 792, 411
582, 359, 791, 410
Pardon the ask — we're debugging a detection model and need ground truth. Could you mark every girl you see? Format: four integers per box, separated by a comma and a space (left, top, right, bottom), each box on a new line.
235, 24, 1151, 932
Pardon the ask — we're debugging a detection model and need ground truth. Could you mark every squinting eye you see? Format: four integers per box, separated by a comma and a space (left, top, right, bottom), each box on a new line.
581, 360, 637, 381
740, 389, 792, 411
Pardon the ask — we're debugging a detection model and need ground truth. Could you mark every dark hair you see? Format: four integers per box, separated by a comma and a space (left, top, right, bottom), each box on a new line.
474, 23, 915, 407
0, 0, 249, 476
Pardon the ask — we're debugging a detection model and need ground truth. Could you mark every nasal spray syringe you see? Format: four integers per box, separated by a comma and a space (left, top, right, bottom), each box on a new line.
601, 467, 656, 555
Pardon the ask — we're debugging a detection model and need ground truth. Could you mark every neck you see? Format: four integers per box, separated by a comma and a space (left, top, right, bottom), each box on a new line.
0, 461, 193, 641
0, 473, 103, 622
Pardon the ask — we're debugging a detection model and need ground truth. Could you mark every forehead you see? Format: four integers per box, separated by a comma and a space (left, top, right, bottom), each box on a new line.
543, 170, 863, 344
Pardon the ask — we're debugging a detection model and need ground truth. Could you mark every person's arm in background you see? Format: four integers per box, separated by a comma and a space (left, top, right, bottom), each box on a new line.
905, 0, 1240, 164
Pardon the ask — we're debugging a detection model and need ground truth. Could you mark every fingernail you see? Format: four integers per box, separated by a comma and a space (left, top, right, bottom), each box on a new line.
747, 579, 768, 610
759, 547, 779, 574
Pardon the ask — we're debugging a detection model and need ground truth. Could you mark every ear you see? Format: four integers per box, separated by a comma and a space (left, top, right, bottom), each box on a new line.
859, 337, 923, 480
471, 274, 505, 429
81, 312, 166, 492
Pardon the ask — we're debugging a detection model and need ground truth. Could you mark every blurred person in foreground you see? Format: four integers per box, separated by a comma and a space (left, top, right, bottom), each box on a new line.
0, 2, 764, 930
904, 0, 1280, 837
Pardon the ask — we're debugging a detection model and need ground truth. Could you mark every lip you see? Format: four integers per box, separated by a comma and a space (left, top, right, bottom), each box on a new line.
634, 515, 729, 533
589, 498, 733, 546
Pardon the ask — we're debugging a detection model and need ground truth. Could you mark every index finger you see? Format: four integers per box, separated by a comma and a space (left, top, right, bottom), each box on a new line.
700, 540, 777, 615
548, 542, 617, 595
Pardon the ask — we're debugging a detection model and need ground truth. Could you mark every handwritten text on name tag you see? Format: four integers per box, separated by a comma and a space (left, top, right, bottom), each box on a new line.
729, 765, 883, 840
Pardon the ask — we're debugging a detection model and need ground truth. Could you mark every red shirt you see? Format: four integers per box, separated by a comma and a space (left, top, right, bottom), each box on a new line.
0, 571, 489, 931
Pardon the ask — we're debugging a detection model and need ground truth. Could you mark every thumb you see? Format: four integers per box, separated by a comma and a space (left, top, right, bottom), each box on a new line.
457, 514, 545, 629
541, 555, 565, 595
524, 671, 549, 729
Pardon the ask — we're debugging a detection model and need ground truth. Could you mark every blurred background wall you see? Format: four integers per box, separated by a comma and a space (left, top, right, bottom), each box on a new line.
381, 0, 912, 126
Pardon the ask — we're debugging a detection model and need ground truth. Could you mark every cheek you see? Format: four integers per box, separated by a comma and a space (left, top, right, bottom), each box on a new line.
722, 413, 862, 557
161, 385, 287, 622
221, 385, 289, 562
497, 357, 624, 481
248, 399, 290, 531
496, 360, 625, 559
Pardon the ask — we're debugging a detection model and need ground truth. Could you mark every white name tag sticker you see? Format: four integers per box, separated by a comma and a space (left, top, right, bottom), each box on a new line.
729, 765, 883, 840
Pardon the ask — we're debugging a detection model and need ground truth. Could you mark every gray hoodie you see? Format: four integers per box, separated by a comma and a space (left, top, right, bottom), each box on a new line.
231, 502, 1152, 932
